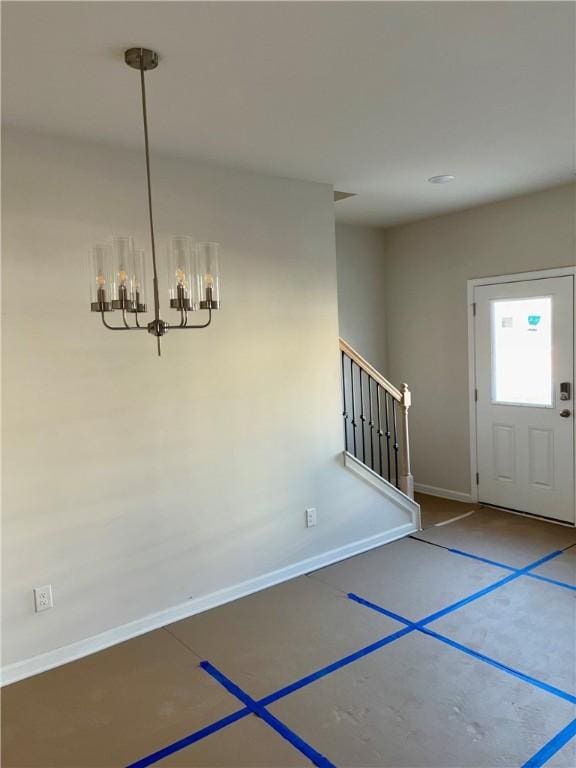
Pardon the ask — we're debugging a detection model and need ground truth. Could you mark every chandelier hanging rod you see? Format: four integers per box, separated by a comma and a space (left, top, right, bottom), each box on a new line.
136, 47, 162, 350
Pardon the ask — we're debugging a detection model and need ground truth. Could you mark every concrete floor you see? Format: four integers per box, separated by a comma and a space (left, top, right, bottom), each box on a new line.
2, 495, 576, 767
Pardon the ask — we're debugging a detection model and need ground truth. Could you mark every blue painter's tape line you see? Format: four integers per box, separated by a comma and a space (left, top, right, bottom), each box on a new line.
201, 661, 336, 768
498, 548, 562, 571
522, 718, 576, 768
448, 548, 576, 591
420, 571, 521, 625
421, 550, 563, 626
419, 627, 576, 705
526, 572, 576, 592
447, 548, 517, 572
259, 625, 414, 707
125, 706, 251, 768
348, 593, 414, 627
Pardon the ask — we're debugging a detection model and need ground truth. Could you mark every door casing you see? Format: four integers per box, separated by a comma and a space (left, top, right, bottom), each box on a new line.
467, 267, 576, 526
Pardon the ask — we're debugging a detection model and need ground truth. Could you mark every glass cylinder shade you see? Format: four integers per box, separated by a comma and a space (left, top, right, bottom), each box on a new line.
197, 242, 221, 310
168, 236, 197, 311
89, 244, 113, 311
110, 236, 136, 310
131, 250, 148, 312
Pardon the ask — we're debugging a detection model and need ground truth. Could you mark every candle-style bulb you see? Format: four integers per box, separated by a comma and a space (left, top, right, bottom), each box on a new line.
198, 243, 221, 310
90, 244, 113, 312
168, 237, 195, 311
110, 237, 136, 310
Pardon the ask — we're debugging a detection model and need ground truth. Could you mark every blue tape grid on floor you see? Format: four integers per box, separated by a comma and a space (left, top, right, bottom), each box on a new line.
127, 543, 576, 768
201, 660, 337, 768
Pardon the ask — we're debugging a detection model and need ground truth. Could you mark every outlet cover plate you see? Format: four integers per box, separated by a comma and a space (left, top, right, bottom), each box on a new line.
305, 508, 317, 527
34, 585, 53, 612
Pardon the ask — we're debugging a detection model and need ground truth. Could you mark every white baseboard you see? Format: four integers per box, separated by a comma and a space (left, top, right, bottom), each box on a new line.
414, 483, 476, 504
1, 521, 416, 687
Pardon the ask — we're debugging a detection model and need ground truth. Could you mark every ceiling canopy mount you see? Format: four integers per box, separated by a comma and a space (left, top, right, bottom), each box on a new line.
124, 47, 159, 71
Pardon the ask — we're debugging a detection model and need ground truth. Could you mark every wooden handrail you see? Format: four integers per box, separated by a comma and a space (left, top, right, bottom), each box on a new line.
339, 338, 402, 402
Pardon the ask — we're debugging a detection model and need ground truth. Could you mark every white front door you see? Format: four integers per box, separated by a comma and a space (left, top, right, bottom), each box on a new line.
474, 275, 574, 524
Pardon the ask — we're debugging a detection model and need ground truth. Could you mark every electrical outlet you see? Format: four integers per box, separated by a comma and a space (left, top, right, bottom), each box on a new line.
305, 508, 317, 528
33, 585, 53, 613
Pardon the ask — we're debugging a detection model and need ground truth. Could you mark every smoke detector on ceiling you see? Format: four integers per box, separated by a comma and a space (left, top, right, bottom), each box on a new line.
428, 175, 456, 184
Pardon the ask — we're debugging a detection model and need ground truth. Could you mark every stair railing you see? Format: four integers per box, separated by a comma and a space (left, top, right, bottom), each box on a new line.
339, 338, 414, 499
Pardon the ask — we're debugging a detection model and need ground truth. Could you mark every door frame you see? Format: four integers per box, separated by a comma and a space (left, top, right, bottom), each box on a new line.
467, 266, 576, 523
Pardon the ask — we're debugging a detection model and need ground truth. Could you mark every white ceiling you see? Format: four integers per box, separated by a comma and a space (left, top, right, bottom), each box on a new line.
3, 1, 575, 226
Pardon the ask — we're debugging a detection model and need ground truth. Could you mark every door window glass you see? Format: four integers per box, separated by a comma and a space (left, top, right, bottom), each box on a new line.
491, 297, 552, 406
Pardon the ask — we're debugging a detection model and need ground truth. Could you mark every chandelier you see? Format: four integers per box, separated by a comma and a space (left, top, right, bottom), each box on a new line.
89, 48, 221, 356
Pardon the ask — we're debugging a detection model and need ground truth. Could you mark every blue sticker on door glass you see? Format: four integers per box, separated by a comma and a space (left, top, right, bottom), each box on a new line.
528, 315, 541, 326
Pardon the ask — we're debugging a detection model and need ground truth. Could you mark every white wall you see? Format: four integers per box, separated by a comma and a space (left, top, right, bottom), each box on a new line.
1, 129, 413, 674
381, 183, 576, 496
335, 224, 387, 372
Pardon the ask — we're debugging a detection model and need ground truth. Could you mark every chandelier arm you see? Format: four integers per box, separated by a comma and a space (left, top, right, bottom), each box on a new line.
138, 51, 161, 329
169, 308, 212, 330
121, 309, 131, 328
134, 312, 142, 328
101, 312, 147, 331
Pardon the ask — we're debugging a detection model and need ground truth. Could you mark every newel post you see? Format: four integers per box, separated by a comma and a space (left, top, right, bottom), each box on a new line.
399, 383, 414, 499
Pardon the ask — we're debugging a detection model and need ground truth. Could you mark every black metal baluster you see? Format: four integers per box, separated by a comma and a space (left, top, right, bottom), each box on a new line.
376, 385, 384, 477
359, 370, 366, 463
350, 359, 357, 457
384, 392, 392, 482
341, 351, 348, 452
392, 398, 399, 488
368, 377, 374, 471
339, 347, 406, 487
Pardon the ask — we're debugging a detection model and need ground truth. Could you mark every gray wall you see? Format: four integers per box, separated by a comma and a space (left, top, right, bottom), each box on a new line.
382, 183, 576, 495
335, 223, 387, 372
2, 129, 410, 669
